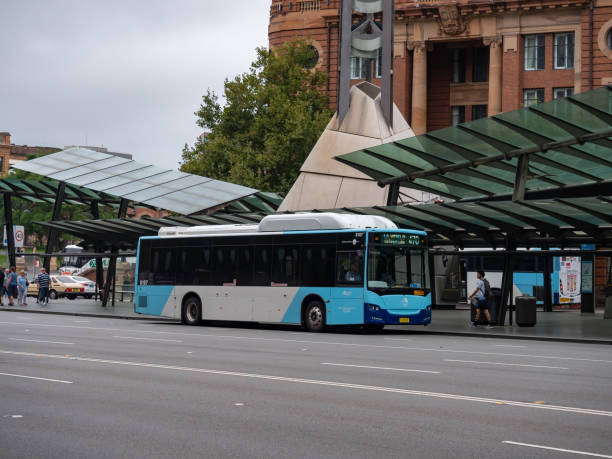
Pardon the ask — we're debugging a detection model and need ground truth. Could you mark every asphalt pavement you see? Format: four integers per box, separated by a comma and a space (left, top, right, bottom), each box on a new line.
0, 310, 611, 458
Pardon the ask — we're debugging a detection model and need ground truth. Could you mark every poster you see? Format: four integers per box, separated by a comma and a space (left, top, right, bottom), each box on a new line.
581, 261, 593, 293
559, 256, 581, 303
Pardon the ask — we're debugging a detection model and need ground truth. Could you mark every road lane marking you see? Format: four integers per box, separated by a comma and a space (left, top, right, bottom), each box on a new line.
0, 349, 610, 417
494, 344, 527, 348
321, 362, 440, 374
112, 336, 183, 343
0, 371, 73, 384
502, 441, 612, 458
9, 338, 75, 345
384, 338, 413, 342
444, 359, 568, 370
0, 321, 611, 364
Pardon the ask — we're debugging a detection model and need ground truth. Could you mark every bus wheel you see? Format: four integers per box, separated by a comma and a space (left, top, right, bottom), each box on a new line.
181, 296, 201, 325
304, 300, 325, 332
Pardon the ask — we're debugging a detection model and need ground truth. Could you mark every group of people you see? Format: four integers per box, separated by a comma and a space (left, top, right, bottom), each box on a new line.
0, 266, 50, 307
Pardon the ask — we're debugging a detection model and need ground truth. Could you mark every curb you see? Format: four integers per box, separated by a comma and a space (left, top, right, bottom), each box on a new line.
1, 307, 610, 345
0, 307, 173, 322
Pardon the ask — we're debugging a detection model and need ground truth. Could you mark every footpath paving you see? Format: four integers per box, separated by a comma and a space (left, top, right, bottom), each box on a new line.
0, 298, 610, 344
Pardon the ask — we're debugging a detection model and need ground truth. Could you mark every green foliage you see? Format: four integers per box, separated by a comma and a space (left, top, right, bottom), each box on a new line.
181, 39, 333, 193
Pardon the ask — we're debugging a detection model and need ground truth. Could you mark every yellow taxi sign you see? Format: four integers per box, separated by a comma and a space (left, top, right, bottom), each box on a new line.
399, 317, 410, 323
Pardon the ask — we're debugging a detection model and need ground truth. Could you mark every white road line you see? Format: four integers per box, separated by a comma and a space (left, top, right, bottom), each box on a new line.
502, 441, 612, 458
384, 338, 413, 341
112, 336, 183, 343
1, 349, 611, 417
0, 371, 73, 384
0, 321, 611, 364
444, 359, 568, 370
73, 320, 90, 323
494, 344, 527, 348
321, 362, 440, 374
9, 338, 75, 345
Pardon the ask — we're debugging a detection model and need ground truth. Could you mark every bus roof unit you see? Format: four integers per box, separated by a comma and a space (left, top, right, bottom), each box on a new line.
157, 213, 397, 238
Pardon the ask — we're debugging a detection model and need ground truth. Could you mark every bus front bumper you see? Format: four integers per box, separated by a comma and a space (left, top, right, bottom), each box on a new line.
364, 303, 432, 325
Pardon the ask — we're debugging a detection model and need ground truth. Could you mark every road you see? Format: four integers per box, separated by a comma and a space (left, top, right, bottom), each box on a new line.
0, 310, 611, 458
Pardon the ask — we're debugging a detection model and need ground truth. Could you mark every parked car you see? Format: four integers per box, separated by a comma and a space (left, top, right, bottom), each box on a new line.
51, 276, 85, 300
66, 275, 96, 299
27, 277, 39, 297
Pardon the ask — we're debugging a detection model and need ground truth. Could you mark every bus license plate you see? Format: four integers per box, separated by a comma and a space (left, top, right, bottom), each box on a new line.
399, 317, 410, 323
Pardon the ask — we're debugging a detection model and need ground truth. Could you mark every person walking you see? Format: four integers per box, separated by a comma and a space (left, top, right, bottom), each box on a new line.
6, 266, 17, 307
0, 267, 4, 307
17, 270, 27, 306
37, 268, 50, 305
468, 270, 493, 328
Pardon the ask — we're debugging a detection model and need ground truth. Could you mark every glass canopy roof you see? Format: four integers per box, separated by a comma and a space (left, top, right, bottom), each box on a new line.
13, 147, 258, 215
335, 86, 612, 201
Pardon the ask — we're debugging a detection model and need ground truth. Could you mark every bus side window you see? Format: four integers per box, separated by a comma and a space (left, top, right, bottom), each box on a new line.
175, 249, 189, 284
272, 246, 299, 286
212, 246, 238, 285
336, 251, 363, 284
301, 245, 334, 287
237, 246, 254, 285
152, 247, 175, 285
193, 247, 212, 285
254, 246, 271, 286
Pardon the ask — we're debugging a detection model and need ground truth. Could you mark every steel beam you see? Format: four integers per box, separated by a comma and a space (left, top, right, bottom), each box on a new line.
44, 182, 66, 271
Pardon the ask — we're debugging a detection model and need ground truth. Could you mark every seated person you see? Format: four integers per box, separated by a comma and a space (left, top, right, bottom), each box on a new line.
345, 263, 361, 282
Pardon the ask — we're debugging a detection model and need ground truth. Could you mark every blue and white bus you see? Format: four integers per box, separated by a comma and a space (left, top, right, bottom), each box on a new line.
134, 213, 431, 331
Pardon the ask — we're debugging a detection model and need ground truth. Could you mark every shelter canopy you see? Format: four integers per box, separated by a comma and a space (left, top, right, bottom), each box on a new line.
335, 86, 612, 201
13, 147, 258, 215
36, 196, 612, 250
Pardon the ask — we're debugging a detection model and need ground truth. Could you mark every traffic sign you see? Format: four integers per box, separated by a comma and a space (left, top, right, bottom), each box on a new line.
3, 225, 25, 248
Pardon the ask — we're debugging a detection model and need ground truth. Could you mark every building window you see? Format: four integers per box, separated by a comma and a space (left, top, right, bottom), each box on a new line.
451, 48, 466, 83
472, 47, 489, 82
554, 32, 574, 69
524, 88, 544, 107
471, 105, 488, 120
607, 29, 612, 50
553, 87, 574, 99
524, 35, 545, 70
451, 106, 465, 126
375, 48, 382, 78
351, 57, 366, 79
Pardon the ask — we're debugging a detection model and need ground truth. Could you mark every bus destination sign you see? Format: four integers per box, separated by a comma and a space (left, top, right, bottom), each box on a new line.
371, 233, 424, 247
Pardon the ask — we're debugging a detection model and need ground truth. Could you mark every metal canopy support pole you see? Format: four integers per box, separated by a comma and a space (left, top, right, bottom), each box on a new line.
498, 240, 516, 325
428, 252, 437, 308
44, 182, 66, 272
118, 198, 129, 219
381, 0, 394, 128
337, 0, 353, 126
102, 250, 117, 307
90, 200, 104, 297
386, 182, 400, 206
512, 154, 530, 201
543, 253, 553, 312
3, 194, 16, 268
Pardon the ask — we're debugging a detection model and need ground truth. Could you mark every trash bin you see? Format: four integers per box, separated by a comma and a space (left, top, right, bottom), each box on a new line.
489, 287, 502, 324
515, 295, 536, 327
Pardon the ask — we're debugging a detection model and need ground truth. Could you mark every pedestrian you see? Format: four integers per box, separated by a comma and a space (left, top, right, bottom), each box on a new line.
1, 268, 9, 305
0, 267, 4, 306
6, 266, 17, 307
468, 270, 493, 328
17, 270, 27, 306
37, 268, 50, 305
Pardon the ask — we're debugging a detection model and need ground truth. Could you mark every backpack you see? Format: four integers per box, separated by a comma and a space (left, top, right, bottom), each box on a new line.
483, 278, 492, 300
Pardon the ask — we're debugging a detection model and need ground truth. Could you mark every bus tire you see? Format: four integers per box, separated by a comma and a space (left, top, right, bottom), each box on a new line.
181, 296, 201, 325
304, 300, 325, 332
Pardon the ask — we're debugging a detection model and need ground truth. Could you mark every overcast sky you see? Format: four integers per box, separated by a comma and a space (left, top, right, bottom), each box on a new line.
0, 1, 270, 170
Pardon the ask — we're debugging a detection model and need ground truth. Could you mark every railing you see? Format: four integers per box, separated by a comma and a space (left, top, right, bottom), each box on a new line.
299, 0, 321, 11
271, 0, 326, 17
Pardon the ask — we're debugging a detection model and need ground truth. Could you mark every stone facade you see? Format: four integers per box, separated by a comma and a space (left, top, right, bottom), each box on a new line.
269, 0, 612, 133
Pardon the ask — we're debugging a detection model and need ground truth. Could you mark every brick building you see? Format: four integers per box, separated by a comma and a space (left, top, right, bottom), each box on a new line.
269, 0, 612, 134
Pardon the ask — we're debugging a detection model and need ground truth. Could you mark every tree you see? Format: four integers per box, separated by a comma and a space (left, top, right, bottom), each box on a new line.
181, 39, 332, 194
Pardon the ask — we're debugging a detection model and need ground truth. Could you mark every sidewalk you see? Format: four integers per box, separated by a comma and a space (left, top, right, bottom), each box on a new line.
1, 299, 610, 344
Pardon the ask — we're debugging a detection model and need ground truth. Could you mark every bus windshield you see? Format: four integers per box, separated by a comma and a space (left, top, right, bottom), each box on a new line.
367, 245, 429, 293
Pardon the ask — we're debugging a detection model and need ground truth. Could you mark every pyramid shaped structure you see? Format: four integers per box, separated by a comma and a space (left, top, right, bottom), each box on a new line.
279, 82, 415, 211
